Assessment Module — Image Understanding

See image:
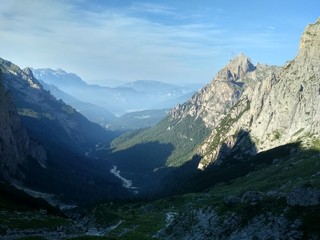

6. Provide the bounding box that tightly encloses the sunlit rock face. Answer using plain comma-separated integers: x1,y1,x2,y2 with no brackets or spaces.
197,18,320,169
168,18,320,170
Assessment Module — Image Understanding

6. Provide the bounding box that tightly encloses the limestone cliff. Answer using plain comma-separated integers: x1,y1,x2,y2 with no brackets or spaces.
197,18,320,169
170,53,257,128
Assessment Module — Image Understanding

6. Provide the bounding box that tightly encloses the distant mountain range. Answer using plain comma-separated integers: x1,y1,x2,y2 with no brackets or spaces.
32,68,201,117
38,80,117,126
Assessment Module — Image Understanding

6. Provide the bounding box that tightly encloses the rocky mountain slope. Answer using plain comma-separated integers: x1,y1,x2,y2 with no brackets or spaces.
0,59,114,152
197,17,320,169
0,58,129,203
0,70,46,180
112,54,278,166
109,18,320,198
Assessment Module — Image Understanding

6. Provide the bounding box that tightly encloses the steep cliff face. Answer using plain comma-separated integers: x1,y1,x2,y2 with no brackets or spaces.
165,54,278,168
198,18,320,169
0,69,46,180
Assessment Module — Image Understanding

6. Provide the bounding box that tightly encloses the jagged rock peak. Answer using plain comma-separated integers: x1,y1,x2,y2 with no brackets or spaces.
215,53,256,82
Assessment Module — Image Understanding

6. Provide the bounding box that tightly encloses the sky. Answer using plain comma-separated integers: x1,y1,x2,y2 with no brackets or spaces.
0,0,319,86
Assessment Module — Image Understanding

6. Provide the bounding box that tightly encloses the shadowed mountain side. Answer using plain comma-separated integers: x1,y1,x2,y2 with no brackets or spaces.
22,145,131,205
131,130,302,197
148,154,202,198
0,58,130,205
108,142,174,191
180,142,302,194
0,180,62,215
215,129,258,165
148,130,258,197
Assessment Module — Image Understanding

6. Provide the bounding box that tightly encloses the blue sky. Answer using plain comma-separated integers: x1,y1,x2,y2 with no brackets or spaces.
0,0,319,86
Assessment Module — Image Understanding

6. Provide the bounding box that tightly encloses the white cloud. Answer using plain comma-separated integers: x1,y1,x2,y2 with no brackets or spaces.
267,26,276,31
0,0,223,84
0,0,299,85
130,2,176,15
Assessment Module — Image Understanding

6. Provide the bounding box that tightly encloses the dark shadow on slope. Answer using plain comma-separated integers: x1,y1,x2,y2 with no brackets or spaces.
179,141,302,194
148,154,202,198
216,129,257,165
108,141,174,192
103,130,259,200
148,129,258,197
16,115,128,205
22,149,132,206
0,180,62,215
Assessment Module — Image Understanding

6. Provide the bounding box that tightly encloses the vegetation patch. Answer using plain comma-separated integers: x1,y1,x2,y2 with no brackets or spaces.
0,211,71,230
111,115,210,167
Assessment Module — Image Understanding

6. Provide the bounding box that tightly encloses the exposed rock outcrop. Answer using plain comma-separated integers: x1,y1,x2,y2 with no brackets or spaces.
169,53,277,130
287,184,320,206
194,18,320,169
161,206,303,240
0,69,46,179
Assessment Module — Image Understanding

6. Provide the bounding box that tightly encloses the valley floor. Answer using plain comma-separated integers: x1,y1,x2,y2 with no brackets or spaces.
2,141,320,239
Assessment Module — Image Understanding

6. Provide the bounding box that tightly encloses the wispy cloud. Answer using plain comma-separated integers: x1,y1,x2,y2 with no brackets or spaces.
130,2,176,15
0,0,304,85
267,26,276,31
0,0,223,84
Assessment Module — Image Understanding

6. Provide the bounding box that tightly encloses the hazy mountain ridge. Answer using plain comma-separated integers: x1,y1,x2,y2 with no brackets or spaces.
32,68,199,116
120,79,194,97
1,60,113,150
32,68,141,115
38,80,116,126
